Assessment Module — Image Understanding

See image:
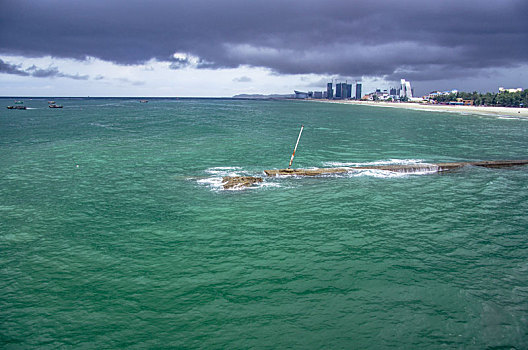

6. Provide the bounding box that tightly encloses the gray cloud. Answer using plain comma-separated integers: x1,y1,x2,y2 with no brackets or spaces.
26,65,88,80
233,76,252,83
169,59,191,70
0,59,89,80
0,0,527,88
116,77,146,86
0,59,30,76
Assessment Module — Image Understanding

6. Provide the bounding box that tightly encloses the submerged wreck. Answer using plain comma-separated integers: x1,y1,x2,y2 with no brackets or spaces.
220,160,528,189
264,160,528,177
220,125,528,189
222,176,263,189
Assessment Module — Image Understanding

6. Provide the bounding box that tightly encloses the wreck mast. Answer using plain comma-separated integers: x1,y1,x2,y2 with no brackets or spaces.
288,125,304,169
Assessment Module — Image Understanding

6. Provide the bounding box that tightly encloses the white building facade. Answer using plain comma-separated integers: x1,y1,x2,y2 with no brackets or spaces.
400,79,413,99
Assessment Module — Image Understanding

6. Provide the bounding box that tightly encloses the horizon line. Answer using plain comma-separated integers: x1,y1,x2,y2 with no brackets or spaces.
0,96,292,99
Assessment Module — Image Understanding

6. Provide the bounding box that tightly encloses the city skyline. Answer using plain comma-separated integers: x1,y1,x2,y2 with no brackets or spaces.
1,0,527,97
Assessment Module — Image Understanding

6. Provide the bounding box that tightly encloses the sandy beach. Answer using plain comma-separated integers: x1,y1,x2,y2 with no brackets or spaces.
318,100,528,118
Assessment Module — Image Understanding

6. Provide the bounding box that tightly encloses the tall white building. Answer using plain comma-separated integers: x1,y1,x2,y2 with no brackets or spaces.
400,79,413,99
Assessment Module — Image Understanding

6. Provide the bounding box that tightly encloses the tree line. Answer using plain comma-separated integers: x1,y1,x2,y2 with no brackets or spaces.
431,90,527,107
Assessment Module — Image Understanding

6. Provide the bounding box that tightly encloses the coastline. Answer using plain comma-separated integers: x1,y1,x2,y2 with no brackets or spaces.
316,100,528,118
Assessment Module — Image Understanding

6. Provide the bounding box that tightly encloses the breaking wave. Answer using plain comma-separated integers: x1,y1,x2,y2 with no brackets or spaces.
197,167,280,191
321,159,439,178
344,167,438,178
322,158,426,167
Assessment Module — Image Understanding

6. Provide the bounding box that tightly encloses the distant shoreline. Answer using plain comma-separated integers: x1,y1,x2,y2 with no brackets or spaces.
315,100,528,118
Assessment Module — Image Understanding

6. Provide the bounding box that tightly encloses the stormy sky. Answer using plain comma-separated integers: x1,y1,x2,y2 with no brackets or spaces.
1,0,527,96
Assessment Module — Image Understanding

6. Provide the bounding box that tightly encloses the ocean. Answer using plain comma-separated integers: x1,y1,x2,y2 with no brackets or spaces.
1,98,527,348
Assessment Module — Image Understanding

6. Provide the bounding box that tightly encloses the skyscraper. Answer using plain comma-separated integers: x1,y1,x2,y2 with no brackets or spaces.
400,79,413,99
334,83,341,99
355,83,362,100
327,83,333,100
335,83,342,99
334,83,352,99
346,83,352,99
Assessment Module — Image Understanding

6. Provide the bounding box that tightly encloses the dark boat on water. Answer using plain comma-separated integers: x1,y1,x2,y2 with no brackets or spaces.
7,105,27,110
49,104,63,108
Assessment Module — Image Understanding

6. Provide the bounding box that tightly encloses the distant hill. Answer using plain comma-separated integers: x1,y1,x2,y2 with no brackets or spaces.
232,93,294,99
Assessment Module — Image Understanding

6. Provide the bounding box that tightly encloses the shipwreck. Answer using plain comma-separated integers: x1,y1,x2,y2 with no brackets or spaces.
221,126,528,189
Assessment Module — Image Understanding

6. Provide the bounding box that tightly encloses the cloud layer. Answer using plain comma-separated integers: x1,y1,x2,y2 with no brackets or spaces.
1,0,527,83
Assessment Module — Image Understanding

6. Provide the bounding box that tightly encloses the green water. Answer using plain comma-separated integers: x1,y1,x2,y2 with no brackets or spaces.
1,98,528,348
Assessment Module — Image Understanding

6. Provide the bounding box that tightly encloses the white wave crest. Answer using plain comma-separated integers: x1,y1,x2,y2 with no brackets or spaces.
498,116,527,121
204,166,244,178
322,158,426,167
345,167,438,178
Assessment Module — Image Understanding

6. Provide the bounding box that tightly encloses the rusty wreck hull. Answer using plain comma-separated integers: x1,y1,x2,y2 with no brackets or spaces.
222,176,263,189
264,160,528,177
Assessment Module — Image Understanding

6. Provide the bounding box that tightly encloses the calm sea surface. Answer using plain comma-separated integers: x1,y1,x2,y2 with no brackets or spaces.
1,98,527,348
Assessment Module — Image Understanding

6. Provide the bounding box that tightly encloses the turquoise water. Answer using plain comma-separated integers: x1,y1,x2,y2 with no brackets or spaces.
1,98,528,348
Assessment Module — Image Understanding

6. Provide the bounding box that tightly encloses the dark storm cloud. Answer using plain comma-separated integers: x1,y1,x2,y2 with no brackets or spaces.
0,0,527,82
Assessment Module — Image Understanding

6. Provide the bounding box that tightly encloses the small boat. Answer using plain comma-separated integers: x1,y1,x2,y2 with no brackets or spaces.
7,105,27,110
49,104,63,108
48,101,56,104
14,100,23,104
139,100,149,103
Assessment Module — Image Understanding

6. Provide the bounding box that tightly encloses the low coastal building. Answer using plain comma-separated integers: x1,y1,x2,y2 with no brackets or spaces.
499,87,523,93
447,98,474,106
294,90,323,99
363,89,392,101
294,90,310,99
423,90,458,100
313,91,323,99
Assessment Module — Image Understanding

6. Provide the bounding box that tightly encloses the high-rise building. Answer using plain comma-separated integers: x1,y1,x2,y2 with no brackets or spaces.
355,83,362,99
400,79,413,99
346,83,352,99
327,83,333,100
335,83,343,99
334,83,352,99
